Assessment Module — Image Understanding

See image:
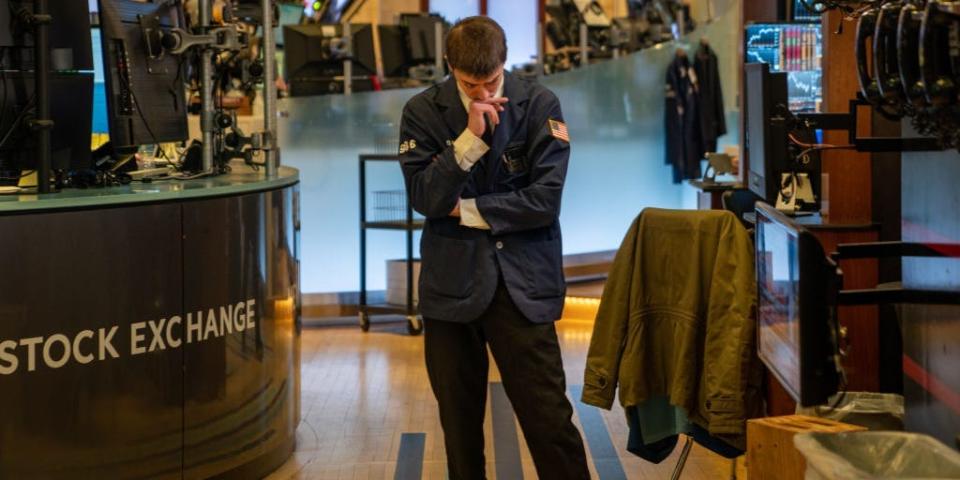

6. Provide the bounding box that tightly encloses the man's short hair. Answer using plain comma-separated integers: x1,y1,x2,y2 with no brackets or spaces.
445,16,507,78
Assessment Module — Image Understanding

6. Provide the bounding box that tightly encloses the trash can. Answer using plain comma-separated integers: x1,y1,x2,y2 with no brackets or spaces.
794,431,960,479
796,392,905,431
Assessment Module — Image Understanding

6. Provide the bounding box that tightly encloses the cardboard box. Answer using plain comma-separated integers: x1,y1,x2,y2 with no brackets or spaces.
386,259,420,306
747,415,867,480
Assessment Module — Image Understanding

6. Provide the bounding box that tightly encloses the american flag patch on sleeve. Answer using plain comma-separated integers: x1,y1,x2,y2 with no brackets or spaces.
549,119,570,142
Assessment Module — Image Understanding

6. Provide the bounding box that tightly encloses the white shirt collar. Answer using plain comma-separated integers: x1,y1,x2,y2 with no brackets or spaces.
457,73,506,114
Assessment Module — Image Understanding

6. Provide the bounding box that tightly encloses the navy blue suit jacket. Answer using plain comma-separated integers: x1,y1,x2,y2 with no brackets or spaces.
399,72,569,324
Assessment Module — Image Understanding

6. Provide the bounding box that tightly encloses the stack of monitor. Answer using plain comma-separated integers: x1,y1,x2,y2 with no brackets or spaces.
745,22,823,113
283,23,378,96
283,13,447,97
0,0,189,187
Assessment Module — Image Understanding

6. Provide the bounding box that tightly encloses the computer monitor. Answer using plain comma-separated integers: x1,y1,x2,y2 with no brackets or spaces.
745,23,823,112
0,72,94,184
97,0,188,149
378,25,410,78
283,23,376,96
400,13,445,63
275,2,306,47
0,0,94,71
91,27,108,135
755,202,841,407
790,0,821,23
745,62,790,204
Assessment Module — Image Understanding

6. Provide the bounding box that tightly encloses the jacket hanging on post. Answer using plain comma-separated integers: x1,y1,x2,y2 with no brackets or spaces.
694,42,727,154
664,51,703,184
580,208,764,453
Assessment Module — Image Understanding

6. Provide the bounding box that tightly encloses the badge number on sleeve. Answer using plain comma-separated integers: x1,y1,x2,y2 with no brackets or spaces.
399,139,417,154
549,119,569,142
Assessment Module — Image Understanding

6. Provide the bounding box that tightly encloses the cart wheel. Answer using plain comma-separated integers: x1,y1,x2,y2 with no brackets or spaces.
359,312,370,332
406,315,423,336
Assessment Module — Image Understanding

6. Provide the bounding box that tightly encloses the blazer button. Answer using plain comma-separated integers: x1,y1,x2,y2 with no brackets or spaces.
495,241,504,250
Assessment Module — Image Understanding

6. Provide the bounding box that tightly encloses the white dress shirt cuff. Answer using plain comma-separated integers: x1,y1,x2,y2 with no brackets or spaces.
459,198,491,230
453,129,489,171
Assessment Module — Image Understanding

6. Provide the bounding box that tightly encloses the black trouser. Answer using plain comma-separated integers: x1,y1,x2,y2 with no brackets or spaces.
424,281,590,480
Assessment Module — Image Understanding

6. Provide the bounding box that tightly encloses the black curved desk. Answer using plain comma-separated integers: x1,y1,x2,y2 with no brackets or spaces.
0,167,301,479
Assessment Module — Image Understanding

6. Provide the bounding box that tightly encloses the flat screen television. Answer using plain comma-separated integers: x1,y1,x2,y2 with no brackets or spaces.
790,0,821,23
745,22,822,112
755,202,841,406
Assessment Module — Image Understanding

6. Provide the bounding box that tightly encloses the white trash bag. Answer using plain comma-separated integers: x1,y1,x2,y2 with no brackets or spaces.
794,431,960,480
796,392,905,431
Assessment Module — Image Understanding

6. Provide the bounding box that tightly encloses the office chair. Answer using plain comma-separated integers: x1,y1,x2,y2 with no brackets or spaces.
721,188,762,230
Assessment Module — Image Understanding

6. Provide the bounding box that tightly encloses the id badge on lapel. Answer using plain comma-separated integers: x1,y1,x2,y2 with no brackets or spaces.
502,142,528,174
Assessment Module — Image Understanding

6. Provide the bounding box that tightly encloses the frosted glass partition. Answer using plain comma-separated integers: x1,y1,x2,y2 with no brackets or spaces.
429,0,480,23
489,0,539,70
540,4,741,260
278,5,740,294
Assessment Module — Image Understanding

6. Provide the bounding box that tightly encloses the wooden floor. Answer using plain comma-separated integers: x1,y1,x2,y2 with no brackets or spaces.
266,311,746,479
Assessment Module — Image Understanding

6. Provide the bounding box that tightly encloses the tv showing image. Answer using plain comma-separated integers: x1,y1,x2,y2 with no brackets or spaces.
756,206,802,395
746,23,823,112
755,202,841,406
792,0,821,23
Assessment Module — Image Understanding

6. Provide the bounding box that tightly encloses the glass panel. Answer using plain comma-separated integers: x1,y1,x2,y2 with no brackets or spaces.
278,0,740,293
429,0,479,23
488,0,538,69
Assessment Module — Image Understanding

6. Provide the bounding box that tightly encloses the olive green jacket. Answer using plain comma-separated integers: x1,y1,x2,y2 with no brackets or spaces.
581,208,762,446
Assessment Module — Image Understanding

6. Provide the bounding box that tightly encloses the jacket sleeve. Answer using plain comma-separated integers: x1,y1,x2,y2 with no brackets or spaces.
700,216,756,438
474,93,569,235
399,101,470,219
581,215,641,409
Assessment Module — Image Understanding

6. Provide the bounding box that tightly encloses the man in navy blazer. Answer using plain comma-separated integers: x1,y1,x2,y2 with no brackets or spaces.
399,16,589,480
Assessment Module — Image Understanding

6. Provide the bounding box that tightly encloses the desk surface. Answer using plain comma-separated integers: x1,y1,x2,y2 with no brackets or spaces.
0,165,299,214
687,179,742,192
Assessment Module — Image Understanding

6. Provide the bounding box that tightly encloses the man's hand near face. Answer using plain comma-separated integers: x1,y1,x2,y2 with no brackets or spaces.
467,97,509,138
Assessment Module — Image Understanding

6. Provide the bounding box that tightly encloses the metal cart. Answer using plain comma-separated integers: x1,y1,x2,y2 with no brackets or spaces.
358,153,424,335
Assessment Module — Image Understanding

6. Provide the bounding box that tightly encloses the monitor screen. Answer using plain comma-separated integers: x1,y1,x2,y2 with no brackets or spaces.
98,0,188,148
91,27,108,135
402,14,445,63
756,206,802,397
275,2,305,47
792,0,820,23
745,63,790,204
755,202,840,406
745,23,822,112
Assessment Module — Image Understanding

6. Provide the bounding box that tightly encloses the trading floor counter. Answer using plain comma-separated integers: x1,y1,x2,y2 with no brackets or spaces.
0,167,301,479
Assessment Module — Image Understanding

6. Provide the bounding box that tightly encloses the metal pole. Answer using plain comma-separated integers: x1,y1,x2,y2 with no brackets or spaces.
262,0,278,177
677,8,686,39
343,23,352,95
34,0,52,193
433,20,443,83
579,23,588,67
200,0,215,173
669,436,694,480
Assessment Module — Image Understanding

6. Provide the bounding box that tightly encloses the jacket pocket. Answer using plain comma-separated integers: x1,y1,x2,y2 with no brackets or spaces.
521,237,565,299
421,234,476,298
496,141,530,192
